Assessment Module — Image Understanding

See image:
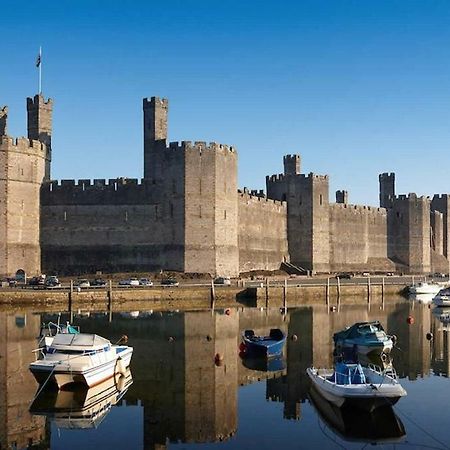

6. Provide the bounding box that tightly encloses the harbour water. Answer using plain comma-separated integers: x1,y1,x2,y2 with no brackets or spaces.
2,299,450,449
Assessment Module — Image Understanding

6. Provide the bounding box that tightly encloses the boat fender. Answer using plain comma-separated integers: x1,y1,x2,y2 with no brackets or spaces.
381,352,388,363
407,316,415,325
426,332,433,341
291,334,298,341
239,342,247,353
391,334,397,345
115,357,126,376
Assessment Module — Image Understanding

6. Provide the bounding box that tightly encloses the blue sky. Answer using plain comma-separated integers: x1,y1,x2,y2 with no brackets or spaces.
1,0,450,205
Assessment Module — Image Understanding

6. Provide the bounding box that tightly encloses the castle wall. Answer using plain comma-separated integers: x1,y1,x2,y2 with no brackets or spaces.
431,210,444,255
41,178,185,273
238,191,288,272
431,195,450,267
329,204,389,271
0,137,46,277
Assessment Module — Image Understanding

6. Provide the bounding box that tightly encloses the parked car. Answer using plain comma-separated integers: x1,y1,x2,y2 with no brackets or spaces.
362,272,370,277
45,276,61,288
335,272,353,280
386,272,395,276
214,276,231,286
29,275,46,286
433,272,447,278
119,278,140,287
75,279,90,288
91,278,107,287
139,278,153,286
161,278,179,287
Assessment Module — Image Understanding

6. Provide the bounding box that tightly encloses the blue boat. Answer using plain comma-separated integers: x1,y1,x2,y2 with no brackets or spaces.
242,328,286,358
333,321,393,359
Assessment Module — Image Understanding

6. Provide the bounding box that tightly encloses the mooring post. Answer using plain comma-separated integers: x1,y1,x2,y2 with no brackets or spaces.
326,277,330,308
69,279,73,313
412,275,415,286
367,276,371,305
108,279,113,322
211,280,216,310
382,276,385,309
265,278,269,308
283,278,287,315
337,276,341,306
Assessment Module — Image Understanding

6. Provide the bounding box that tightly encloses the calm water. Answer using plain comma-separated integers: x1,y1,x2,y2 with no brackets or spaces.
2,300,450,450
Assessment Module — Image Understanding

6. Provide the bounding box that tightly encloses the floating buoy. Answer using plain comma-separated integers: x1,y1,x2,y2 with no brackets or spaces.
225,308,231,316
407,316,415,325
426,332,433,341
291,334,298,341
206,334,212,341
330,306,337,312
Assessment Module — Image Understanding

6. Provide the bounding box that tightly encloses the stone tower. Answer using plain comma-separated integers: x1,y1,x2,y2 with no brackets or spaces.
336,190,348,204
143,97,168,180
0,106,7,136
0,98,47,277
379,172,395,208
283,154,301,176
27,95,53,180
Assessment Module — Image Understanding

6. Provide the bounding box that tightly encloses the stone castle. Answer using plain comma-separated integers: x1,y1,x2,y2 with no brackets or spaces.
0,92,449,277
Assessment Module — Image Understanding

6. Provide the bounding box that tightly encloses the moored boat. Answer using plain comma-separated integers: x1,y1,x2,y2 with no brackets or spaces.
333,321,393,357
409,282,442,295
433,288,450,307
29,333,133,389
306,363,407,412
241,329,286,358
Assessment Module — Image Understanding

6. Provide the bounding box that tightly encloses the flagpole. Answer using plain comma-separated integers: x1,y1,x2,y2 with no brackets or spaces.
38,46,42,94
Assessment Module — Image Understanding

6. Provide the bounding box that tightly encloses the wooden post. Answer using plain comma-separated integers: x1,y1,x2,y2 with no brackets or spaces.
326,277,330,308
211,280,216,310
367,276,371,305
337,276,341,306
265,278,269,308
382,277,385,309
283,278,287,315
412,275,415,286
69,279,73,313
108,279,113,322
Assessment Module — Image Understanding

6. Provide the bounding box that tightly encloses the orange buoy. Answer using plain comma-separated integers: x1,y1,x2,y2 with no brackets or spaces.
239,342,247,352
225,308,231,315
407,316,415,325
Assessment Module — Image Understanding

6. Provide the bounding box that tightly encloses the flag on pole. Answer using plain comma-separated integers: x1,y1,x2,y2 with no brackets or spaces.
36,48,41,67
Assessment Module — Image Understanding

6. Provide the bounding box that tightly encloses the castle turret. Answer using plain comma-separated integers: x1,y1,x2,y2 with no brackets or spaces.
27,94,52,180
0,106,7,136
283,154,301,176
336,190,348,204
379,172,395,208
143,96,168,180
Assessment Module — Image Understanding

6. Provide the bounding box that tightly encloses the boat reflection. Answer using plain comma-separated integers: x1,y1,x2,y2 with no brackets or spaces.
30,369,133,429
241,355,286,372
408,293,435,304
309,385,406,443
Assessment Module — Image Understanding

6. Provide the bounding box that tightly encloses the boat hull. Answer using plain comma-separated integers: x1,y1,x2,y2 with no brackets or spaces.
30,347,133,389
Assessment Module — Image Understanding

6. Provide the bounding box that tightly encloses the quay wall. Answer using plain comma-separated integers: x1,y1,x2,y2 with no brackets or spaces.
238,191,288,272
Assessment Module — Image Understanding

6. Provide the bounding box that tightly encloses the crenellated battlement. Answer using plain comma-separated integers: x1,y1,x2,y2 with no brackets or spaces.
394,193,430,202
432,194,450,200
266,172,329,183
379,172,395,179
0,135,47,154
166,140,236,154
238,189,286,208
330,202,387,216
41,177,155,206
143,96,168,108
27,94,53,108
0,106,7,135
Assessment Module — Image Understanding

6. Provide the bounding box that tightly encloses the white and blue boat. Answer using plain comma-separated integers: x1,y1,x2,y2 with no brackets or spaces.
242,329,286,358
307,362,406,412
333,321,393,357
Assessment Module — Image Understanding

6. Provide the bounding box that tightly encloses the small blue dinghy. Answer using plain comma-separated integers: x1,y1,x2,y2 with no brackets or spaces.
242,329,286,358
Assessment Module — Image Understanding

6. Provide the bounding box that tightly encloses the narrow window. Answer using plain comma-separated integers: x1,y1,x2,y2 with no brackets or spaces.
319,194,323,206
199,206,202,218
224,210,227,219
170,203,174,218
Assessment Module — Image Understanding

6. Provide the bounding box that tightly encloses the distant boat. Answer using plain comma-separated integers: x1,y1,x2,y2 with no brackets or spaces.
29,333,133,389
30,369,133,429
333,321,393,357
307,363,407,412
409,282,442,295
433,288,450,307
241,329,286,358
309,385,406,443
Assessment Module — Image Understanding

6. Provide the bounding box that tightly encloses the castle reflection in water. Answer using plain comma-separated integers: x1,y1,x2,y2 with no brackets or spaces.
0,300,448,449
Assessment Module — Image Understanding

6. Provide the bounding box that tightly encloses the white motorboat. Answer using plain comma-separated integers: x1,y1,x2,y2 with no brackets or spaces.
307,363,406,411
408,282,441,295
29,333,133,389
38,320,80,353
408,293,435,304
433,288,450,307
